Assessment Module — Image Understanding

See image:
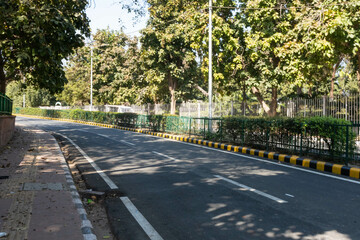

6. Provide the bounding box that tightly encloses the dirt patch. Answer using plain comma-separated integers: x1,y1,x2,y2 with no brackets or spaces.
0,127,34,179
57,137,115,240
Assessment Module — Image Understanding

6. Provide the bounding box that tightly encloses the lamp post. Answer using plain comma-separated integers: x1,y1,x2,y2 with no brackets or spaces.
90,46,93,111
208,0,213,128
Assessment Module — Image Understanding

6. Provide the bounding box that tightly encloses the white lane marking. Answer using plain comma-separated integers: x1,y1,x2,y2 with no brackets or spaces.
214,175,287,204
120,197,164,240
120,140,135,146
77,129,135,146
58,132,163,240
57,133,118,190
154,137,360,185
152,151,176,160
285,194,295,198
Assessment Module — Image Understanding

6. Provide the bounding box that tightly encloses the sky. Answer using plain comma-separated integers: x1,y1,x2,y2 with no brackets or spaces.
85,0,148,37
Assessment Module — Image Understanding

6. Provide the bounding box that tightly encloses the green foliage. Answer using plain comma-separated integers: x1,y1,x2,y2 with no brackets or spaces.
61,29,143,106
7,81,55,107
0,0,90,93
16,107,356,161
220,115,356,161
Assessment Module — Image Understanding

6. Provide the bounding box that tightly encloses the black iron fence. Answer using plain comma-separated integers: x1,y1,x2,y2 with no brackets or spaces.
16,107,358,164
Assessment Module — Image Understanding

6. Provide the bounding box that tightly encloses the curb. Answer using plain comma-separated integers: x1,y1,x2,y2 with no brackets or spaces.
16,114,360,180
52,135,97,240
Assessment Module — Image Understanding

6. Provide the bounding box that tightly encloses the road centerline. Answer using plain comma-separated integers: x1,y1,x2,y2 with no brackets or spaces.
120,140,135,146
57,133,164,240
214,175,287,204
76,129,135,147
152,151,176,160
156,136,360,185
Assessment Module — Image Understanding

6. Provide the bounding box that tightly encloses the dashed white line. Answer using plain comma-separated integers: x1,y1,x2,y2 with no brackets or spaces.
158,137,360,185
285,194,295,198
120,197,164,240
76,129,135,146
120,140,135,146
152,151,176,160
57,132,164,240
214,175,287,204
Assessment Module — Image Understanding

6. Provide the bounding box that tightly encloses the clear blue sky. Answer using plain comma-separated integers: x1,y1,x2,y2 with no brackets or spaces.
86,0,148,37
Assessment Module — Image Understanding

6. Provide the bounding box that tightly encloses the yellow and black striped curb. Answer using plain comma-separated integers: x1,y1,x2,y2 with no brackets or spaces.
15,114,360,180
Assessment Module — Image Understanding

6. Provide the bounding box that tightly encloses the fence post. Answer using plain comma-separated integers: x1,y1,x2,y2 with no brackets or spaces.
266,125,269,151
300,124,304,156
323,96,326,116
189,117,191,137
220,119,223,142
345,96,348,121
203,118,206,139
188,102,190,117
345,125,349,166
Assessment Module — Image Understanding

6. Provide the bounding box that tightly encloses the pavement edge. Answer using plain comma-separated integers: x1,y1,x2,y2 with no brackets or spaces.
16,114,360,180
52,134,97,240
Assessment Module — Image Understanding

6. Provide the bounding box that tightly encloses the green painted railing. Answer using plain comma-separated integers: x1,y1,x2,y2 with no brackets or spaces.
15,107,359,164
0,93,12,115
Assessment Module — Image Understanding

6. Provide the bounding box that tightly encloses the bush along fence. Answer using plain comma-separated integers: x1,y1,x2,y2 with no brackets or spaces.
0,93,13,115
15,107,359,165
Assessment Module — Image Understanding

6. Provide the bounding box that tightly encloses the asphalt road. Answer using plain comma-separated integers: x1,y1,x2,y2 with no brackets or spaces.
17,116,360,240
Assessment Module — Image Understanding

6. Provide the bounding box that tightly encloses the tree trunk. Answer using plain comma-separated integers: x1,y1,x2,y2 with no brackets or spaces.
251,86,278,117
168,74,177,115
269,87,277,117
194,84,208,96
0,55,6,94
330,59,342,98
297,86,302,96
251,86,271,115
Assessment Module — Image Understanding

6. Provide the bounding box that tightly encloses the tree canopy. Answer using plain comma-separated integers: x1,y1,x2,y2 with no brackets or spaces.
0,0,90,94
14,0,360,116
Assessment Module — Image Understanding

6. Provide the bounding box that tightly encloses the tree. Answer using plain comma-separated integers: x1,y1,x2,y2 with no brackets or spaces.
140,0,201,114
6,81,54,107
61,29,143,106
0,0,90,94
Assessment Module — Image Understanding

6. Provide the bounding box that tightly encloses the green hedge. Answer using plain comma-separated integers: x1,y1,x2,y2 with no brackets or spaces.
219,116,356,162
15,107,357,163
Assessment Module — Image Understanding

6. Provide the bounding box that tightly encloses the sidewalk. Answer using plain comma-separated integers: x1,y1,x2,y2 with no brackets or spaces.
0,126,96,240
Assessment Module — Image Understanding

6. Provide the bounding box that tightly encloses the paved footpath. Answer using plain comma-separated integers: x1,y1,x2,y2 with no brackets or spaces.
0,125,96,240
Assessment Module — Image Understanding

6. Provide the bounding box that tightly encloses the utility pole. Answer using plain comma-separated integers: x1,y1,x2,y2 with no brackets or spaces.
90,46,93,111
208,0,213,123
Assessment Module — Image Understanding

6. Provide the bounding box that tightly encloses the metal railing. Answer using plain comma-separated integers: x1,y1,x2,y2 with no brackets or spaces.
16,107,359,164
0,93,13,115
186,118,359,165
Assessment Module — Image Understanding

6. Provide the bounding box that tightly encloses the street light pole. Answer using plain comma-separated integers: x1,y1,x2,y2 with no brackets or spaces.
208,0,213,125
90,46,93,111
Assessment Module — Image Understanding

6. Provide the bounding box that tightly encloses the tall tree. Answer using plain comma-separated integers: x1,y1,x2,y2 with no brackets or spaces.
140,0,201,114
61,29,143,106
0,0,90,94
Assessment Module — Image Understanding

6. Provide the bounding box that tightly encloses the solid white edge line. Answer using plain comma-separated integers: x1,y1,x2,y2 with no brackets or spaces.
120,197,164,240
152,151,176,160
214,175,287,203
152,136,360,185
57,133,118,190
